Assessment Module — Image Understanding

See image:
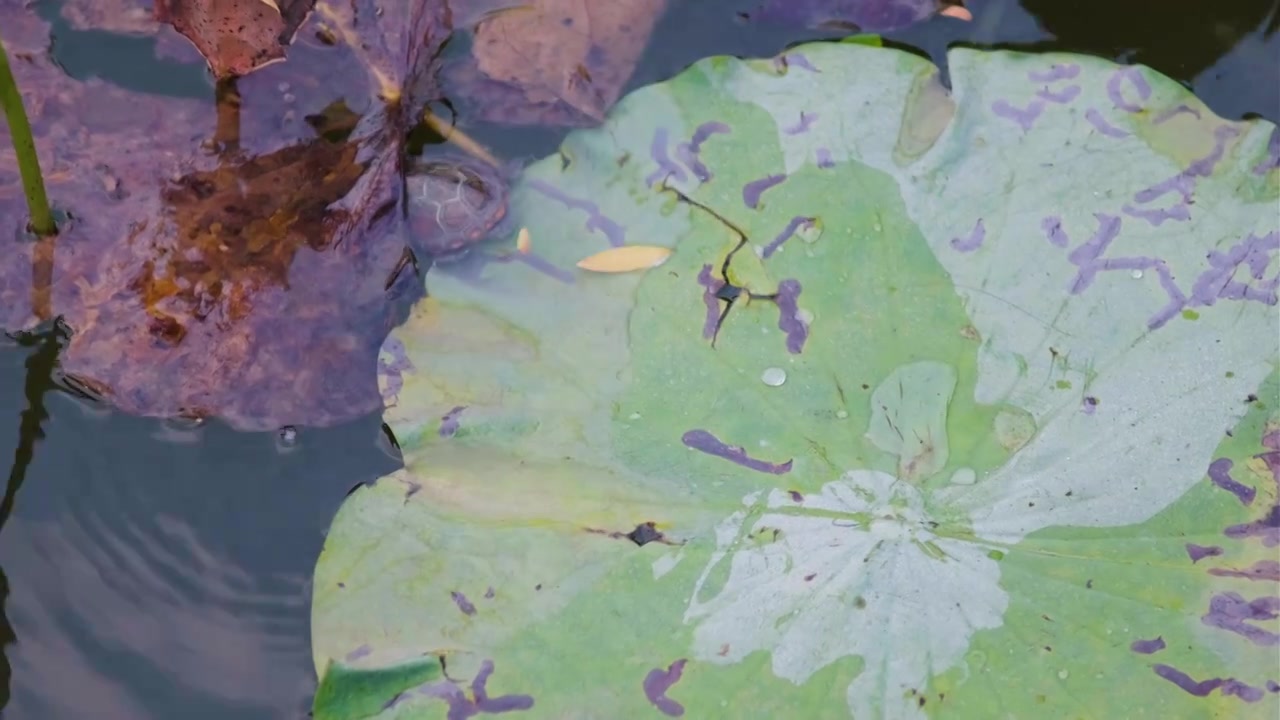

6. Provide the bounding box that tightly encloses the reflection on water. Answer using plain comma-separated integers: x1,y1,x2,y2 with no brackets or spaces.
1,0,1277,718
0,325,398,718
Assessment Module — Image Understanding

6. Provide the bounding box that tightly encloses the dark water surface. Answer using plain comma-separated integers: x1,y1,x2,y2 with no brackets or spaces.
1,0,1277,717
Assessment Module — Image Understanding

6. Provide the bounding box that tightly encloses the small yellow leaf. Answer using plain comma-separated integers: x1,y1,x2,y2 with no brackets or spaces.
516,227,532,254
576,245,673,273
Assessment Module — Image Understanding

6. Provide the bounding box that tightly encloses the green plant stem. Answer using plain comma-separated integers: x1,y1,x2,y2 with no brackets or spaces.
0,37,55,236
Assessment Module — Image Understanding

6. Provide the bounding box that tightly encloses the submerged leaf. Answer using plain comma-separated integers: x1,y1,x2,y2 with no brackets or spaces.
446,0,666,126
317,38,1277,718
154,0,316,78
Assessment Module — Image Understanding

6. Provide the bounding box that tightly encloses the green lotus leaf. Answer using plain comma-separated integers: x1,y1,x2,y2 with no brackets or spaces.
312,41,1280,719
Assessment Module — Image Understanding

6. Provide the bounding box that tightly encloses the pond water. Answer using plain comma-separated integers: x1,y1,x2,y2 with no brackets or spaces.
1,0,1276,717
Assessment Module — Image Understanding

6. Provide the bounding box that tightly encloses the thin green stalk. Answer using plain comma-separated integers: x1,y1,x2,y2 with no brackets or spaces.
0,36,55,236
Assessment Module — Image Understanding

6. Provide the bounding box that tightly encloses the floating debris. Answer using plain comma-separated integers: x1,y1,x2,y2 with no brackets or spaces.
576,245,673,273
761,367,787,386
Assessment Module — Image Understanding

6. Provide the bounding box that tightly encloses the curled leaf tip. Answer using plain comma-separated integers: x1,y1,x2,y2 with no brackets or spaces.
576,245,673,273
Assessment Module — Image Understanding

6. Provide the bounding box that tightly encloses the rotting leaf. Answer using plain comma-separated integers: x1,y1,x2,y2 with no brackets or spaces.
445,0,667,126
0,1,457,430
154,0,317,79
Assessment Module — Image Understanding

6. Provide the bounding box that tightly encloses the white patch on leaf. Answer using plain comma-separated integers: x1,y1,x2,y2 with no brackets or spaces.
685,472,1006,720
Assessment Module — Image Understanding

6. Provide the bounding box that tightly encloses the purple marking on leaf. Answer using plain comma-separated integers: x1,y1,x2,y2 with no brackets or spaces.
1269,681,1280,693
696,264,723,340
1061,214,1190,328
1080,396,1099,414
743,174,787,208
1027,64,1080,82
815,148,835,168
674,121,731,183
762,217,816,258
1155,664,1223,697
345,644,373,662
783,112,817,135
991,99,1046,131
950,219,986,252
1085,108,1130,138
1041,216,1069,247
420,660,534,719
1153,666,1264,702
682,429,793,474
1123,202,1191,225
1130,636,1166,654
527,180,625,247
1207,458,1257,505
1225,505,1280,547
774,279,809,353
1036,85,1081,104
1107,67,1152,112
484,586,495,599
1135,174,1194,205
439,406,467,438
1209,560,1280,582
451,591,477,616
643,659,687,717
1264,431,1280,451
1066,213,1123,293
1254,127,1280,175
1201,592,1280,646
1188,231,1280,309
1152,104,1201,124
645,127,689,187
1223,680,1267,702
1186,543,1224,563
1187,126,1241,177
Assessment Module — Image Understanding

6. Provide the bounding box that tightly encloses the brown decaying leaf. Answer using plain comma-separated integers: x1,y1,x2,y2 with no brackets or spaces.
154,0,317,79
0,1,454,431
447,0,667,126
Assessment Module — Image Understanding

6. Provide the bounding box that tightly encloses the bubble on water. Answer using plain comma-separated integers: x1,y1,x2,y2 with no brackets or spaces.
836,410,849,419
761,367,787,386
1058,669,1069,680
278,426,298,449
629,412,641,420
1130,269,1144,279
754,245,766,258
950,467,977,485
795,308,814,326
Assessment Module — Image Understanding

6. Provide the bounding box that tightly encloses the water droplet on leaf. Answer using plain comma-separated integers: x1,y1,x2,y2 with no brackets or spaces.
761,367,787,386
1130,269,1144,279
